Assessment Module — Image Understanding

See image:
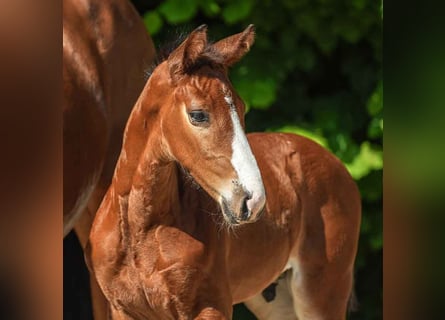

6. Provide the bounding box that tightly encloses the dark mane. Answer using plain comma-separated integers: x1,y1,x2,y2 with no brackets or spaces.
144,32,187,80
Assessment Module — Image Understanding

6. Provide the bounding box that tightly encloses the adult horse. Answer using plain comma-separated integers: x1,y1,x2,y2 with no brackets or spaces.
63,0,155,318
88,25,361,319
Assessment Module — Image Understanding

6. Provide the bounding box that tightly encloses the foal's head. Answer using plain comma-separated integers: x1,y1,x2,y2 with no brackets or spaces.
146,25,265,225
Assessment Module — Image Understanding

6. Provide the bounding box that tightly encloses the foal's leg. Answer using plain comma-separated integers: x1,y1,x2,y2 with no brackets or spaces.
192,282,232,320
194,307,231,320
109,306,133,320
286,178,359,320
243,269,297,320
288,263,353,320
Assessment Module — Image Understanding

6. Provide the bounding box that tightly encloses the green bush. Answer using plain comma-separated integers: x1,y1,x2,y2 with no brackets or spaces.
134,0,382,318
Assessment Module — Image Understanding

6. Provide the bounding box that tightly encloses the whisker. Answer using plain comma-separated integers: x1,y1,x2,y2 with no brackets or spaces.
200,207,240,237
180,165,241,237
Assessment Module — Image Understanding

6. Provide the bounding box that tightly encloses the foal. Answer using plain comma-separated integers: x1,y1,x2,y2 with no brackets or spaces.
88,25,361,320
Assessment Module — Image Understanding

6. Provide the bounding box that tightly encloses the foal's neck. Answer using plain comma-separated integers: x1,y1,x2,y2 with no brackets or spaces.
123,126,208,242
126,139,180,236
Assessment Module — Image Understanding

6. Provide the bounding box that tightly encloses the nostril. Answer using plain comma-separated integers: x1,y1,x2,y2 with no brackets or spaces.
240,196,250,220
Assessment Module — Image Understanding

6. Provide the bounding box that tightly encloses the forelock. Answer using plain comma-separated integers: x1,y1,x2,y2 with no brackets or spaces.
145,36,226,80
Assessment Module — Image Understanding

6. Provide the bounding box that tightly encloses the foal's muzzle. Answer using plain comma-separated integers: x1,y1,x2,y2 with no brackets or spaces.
220,187,266,225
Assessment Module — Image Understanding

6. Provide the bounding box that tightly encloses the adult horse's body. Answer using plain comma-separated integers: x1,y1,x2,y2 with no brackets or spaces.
63,0,155,318
88,25,361,319
63,0,155,237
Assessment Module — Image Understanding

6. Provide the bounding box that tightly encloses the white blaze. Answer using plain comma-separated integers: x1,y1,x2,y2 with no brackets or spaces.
224,95,266,215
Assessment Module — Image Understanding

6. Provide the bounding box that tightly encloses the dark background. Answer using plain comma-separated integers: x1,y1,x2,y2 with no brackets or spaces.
64,0,382,319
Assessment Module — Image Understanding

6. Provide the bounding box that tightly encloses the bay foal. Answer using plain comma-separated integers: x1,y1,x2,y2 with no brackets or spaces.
63,0,155,318
88,25,361,319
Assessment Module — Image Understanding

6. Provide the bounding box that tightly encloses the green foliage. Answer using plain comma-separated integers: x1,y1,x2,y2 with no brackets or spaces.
158,0,198,24
143,10,163,35
221,0,254,24
346,141,382,180
133,0,382,318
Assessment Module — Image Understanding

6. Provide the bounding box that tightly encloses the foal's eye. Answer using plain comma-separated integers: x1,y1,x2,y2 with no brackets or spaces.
188,110,209,125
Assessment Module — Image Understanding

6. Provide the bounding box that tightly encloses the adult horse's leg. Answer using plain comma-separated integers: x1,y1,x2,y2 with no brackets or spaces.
74,209,109,320
74,185,110,320
243,269,297,320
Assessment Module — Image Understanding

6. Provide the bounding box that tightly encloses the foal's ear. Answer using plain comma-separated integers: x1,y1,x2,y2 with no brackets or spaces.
168,24,208,80
211,24,255,67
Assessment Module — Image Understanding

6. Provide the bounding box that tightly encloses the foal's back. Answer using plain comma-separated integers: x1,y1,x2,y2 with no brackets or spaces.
238,132,361,319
